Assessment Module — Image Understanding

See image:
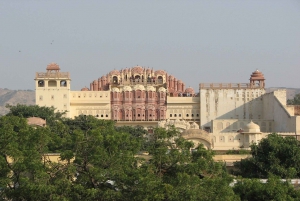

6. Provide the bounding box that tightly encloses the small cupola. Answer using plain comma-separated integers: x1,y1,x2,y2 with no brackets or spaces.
244,121,261,133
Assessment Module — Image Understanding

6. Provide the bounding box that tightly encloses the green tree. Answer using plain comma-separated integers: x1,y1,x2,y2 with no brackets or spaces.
59,115,143,201
135,126,239,201
115,125,148,150
0,116,73,200
0,111,241,200
233,176,300,201
235,133,300,178
5,104,65,125
287,93,300,105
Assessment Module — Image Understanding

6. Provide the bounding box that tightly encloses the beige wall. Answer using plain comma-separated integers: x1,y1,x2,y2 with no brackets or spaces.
200,88,265,128
167,97,200,121
69,91,111,119
262,90,298,132
211,119,274,133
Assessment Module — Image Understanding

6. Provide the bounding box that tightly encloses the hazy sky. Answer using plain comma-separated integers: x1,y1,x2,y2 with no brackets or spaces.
1,0,299,91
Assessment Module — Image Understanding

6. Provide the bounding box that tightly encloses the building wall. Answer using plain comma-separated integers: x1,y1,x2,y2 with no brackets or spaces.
262,90,298,132
200,87,265,128
69,91,111,119
166,97,200,122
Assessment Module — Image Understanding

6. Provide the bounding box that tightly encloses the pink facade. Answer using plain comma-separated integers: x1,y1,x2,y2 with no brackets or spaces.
83,66,194,121
110,87,167,121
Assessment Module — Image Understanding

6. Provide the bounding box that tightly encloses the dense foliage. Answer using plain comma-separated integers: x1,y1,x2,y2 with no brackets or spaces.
6,104,65,125
1,105,300,200
235,133,300,178
233,176,300,201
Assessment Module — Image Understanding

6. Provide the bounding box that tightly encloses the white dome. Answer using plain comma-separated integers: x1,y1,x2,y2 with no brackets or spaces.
244,121,261,133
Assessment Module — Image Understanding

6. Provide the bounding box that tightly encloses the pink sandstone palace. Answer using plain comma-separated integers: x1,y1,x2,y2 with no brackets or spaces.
83,66,197,121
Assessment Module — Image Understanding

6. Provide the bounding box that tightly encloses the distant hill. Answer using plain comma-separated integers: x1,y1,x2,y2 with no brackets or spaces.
266,87,300,100
0,87,299,116
0,88,35,116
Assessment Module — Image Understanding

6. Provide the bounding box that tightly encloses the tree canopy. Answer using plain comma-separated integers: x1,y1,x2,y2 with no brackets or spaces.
1,105,300,200
233,176,300,201
235,133,300,178
5,104,65,125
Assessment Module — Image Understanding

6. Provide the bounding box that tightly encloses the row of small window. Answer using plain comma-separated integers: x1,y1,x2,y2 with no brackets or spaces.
215,136,240,142
80,114,109,118
96,114,109,118
236,93,263,97
38,80,67,87
75,95,108,98
124,114,164,117
39,94,68,100
235,98,263,101
169,114,199,118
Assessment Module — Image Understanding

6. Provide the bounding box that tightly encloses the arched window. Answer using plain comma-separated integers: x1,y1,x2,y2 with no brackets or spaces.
48,80,57,87
135,75,141,82
113,76,118,84
226,122,230,128
261,122,266,132
217,122,223,130
60,80,67,87
38,80,45,87
219,136,225,142
158,76,163,83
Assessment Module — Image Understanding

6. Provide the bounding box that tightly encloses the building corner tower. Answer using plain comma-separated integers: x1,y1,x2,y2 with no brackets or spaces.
35,63,71,117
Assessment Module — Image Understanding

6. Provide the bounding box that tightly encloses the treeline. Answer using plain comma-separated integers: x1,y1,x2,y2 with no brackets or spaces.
0,104,300,200
288,93,300,105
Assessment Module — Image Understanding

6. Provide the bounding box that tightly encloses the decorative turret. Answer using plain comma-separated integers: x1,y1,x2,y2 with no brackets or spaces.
244,121,261,133
242,121,262,148
46,63,60,72
250,70,265,88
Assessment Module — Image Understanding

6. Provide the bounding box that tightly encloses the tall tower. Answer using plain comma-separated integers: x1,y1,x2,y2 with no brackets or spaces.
35,63,71,117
